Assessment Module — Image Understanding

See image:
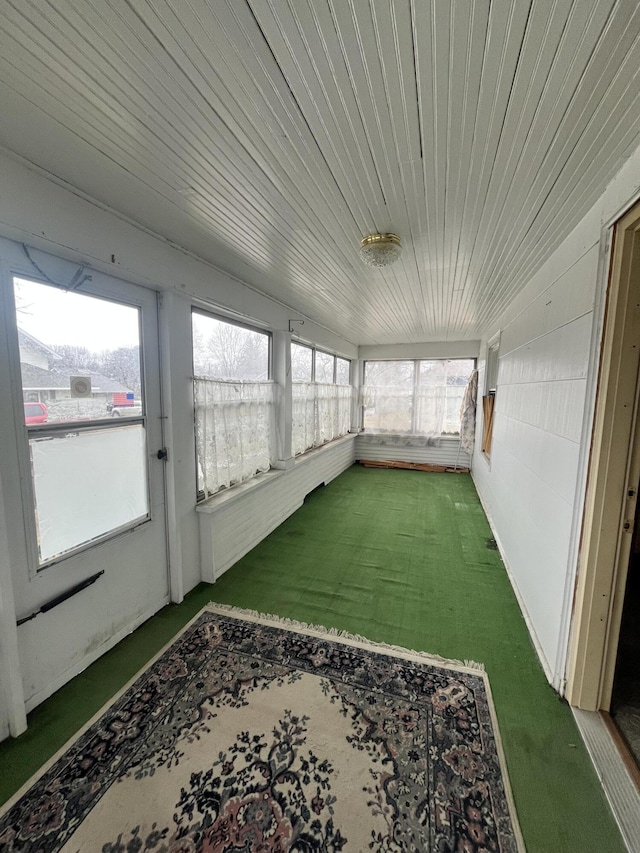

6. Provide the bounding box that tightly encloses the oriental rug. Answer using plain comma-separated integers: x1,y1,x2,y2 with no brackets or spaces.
0,605,525,852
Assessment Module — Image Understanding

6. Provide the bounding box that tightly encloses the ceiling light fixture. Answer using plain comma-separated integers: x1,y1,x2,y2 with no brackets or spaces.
359,233,402,268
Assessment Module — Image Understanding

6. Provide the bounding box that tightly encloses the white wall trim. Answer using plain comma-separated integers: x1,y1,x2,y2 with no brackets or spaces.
157,291,184,604
555,226,613,690
359,341,480,360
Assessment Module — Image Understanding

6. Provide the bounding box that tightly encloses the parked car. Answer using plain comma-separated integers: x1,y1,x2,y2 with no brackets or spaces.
24,401,47,424
108,400,143,417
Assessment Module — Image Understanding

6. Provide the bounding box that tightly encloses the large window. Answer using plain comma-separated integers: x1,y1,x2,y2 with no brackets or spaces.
193,311,272,499
363,359,475,436
291,343,352,455
13,277,149,567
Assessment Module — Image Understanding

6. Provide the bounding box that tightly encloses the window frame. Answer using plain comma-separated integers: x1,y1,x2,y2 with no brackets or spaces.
191,308,272,383
10,274,154,572
291,341,313,383
485,333,500,396
482,333,500,458
191,308,273,502
314,348,336,384
291,343,353,455
362,357,476,436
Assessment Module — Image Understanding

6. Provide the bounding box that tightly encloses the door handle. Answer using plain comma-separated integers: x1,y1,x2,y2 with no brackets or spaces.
157,448,168,461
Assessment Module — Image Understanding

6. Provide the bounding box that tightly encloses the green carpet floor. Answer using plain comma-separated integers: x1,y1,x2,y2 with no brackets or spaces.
0,465,626,852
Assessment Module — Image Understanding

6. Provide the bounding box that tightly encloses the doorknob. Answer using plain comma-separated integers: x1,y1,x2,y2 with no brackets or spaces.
157,448,168,461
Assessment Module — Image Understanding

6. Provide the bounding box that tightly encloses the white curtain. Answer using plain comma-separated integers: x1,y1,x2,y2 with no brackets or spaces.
292,382,352,455
361,385,413,433
362,384,467,435
414,385,446,434
194,378,273,497
292,382,316,456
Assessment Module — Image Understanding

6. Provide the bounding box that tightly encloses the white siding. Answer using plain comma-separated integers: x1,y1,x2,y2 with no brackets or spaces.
355,435,470,469
198,436,356,581
473,144,640,685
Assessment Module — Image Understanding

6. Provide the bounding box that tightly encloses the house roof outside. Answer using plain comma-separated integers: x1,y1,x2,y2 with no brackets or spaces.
17,328,62,361
20,362,132,395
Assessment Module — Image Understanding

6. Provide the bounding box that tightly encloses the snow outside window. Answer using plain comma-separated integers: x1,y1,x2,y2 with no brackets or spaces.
363,359,475,436
192,312,272,499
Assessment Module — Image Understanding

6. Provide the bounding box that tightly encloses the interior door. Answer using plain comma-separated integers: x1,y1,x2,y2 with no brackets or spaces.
8,267,169,710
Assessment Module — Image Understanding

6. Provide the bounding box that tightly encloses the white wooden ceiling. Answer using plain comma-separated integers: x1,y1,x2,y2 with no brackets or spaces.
0,0,639,345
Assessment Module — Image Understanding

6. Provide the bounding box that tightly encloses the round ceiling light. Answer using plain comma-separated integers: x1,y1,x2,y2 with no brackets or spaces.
360,233,402,268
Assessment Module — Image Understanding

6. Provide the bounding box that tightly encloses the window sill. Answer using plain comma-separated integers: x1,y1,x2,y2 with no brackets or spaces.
195,469,285,514
196,434,356,514
358,433,461,443
294,432,356,464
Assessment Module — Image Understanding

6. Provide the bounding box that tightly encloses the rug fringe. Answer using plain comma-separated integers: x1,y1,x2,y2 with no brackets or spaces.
206,602,485,673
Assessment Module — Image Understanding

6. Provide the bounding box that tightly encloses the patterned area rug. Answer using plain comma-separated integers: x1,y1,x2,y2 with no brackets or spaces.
0,605,525,852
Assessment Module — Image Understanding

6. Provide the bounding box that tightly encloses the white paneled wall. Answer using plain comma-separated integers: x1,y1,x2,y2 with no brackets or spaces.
474,252,597,678
473,146,640,686
198,436,356,580
355,435,470,469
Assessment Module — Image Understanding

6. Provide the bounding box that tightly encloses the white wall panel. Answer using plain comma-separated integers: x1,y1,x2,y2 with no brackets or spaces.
198,437,356,581
485,434,574,674
359,341,480,360
355,435,470,469
499,246,598,356
473,146,640,686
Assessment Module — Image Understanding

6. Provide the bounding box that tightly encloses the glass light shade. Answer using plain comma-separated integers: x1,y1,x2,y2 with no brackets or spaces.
360,233,402,268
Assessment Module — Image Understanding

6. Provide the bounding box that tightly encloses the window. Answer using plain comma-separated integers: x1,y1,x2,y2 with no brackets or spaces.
482,334,500,456
291,342,312,382
336,357,350,385
315,350,334,383
192,311,272,499
291,343,352,455
13,277,149,567
485,335,500,394
362,359,475,436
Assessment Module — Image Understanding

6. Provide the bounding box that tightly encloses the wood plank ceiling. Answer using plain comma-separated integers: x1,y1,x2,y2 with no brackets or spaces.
0,0,639,345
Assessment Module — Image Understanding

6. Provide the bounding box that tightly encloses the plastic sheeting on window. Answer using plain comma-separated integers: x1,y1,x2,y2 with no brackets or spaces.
292,382,352,455
30,425,149,564
194,379,273,498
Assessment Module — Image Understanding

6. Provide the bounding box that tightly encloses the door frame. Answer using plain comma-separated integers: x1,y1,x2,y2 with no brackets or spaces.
0,240,173,714
567,199,640,710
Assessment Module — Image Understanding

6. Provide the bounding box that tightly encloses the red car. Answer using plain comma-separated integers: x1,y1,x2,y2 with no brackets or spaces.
24,402,48,424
